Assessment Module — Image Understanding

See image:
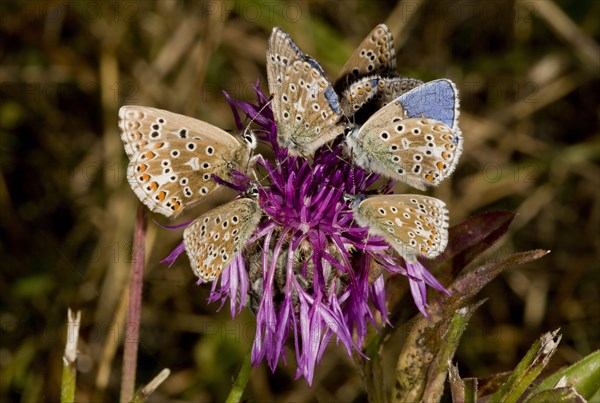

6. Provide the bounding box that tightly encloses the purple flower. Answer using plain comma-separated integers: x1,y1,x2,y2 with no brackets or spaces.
164,83,450,384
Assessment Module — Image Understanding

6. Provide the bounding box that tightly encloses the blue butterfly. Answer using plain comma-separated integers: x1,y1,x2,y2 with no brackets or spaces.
346,79,463,190
266,27,345,156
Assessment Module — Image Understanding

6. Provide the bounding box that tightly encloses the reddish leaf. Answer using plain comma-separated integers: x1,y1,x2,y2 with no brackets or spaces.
431,210,516,278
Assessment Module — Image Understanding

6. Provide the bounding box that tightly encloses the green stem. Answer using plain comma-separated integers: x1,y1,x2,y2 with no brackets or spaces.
61,363,76,403
422,301,484,402
361,333,386,403
61,309,81,403
226,349,253,403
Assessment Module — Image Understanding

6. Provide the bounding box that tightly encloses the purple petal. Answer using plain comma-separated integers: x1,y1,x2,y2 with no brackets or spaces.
406,261,429,317
222,90,245,130
153,219,192,229
161,242,185,268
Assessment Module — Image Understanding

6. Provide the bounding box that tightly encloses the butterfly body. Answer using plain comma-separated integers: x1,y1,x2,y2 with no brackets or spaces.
351,194,449,262
119,106,254,217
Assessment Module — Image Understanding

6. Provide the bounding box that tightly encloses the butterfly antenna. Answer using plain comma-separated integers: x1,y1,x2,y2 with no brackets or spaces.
250,168,270,195
248,156,294,199
243,98,273,140
321,134,352,166
242,99,274,173
322,141,336,155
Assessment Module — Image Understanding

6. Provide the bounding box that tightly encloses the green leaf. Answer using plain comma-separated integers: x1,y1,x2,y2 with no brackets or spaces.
422,301,485,402
490,329,562,403
525,387,585,403
529,350,600,400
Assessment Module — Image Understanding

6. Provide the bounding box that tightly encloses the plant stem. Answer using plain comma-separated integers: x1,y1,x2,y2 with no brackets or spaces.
226,349,252,403
130,368,171,403
120,203,147,402
61,309,81,403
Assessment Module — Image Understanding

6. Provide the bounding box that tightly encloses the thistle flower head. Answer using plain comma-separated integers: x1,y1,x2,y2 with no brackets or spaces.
164,82,450,383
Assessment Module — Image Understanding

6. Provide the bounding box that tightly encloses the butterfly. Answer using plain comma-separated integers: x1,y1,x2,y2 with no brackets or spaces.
351,194,449,262
374,76,424,108
266,27,345,156
338,76,384,117
345,79,463,190
119,106,256,217
334,24,423,117
183,190,262,281
334,23,397,93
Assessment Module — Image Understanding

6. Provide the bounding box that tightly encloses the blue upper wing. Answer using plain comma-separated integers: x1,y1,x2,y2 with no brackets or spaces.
396,79,459,130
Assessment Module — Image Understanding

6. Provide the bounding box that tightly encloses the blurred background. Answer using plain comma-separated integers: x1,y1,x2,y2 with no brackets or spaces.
1,0,598,401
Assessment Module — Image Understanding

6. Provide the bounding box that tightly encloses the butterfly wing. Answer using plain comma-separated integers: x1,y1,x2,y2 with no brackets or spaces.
267,27,345,156
183,198,262,281
339,75,424,118
348,116,462,190
376,76,424,107
395,78,460,131
266,27,305,99
347,79,463,190
273,58,345,156
334,24,396,92
353,194,448,261
339,76,383,116
120,106,249,217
